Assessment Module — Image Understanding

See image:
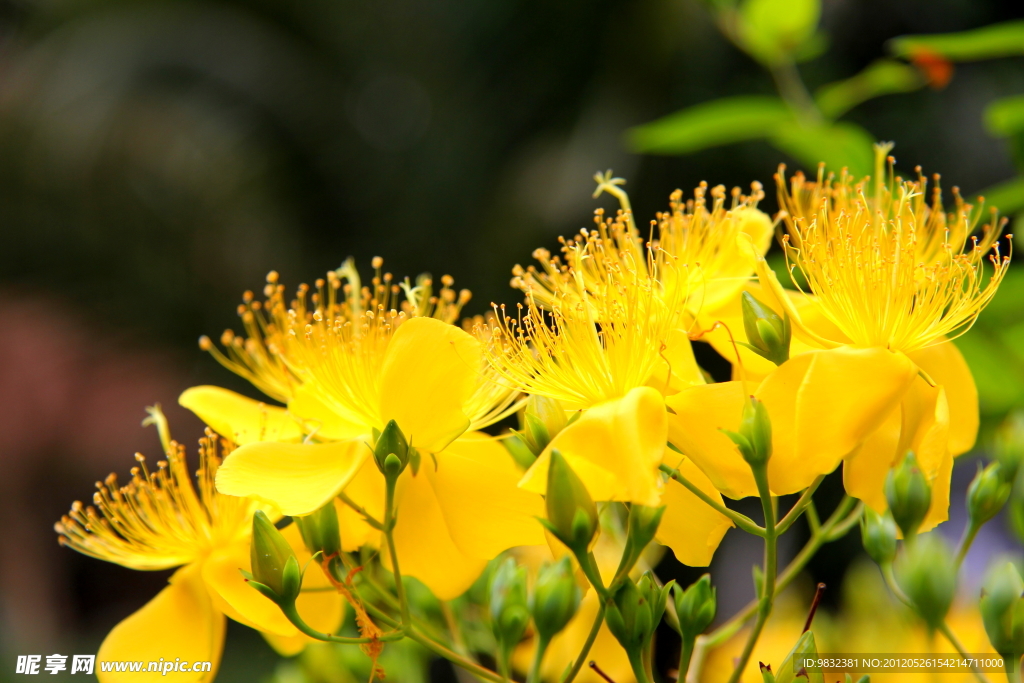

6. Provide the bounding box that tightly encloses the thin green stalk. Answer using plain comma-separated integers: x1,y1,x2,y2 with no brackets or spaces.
938,621,993,683
776,476,825,534
660,464,765,536
337,491,384,530
627,648,654,683
382,475,411,629
562,603,607,683
726,465,778,683
279,600,404,644
769,62,822,123
678,636,695,682
956,520,981,568
526,635,550,683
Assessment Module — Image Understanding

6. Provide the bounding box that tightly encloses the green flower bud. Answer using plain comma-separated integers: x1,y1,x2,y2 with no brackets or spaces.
995,411,1024,483
980,561,1024,660
295,501,342,559
522,395,568,455
606,573,672,652
967,462,1011,528
530,556,581,641
895,533,956,630
620,504,665,572
250,510,298,601
542,450,598,554
674,574,716,642
722,396,773,468
739,292,791,366
490,558,530,665
884,451,931,538
503,432,538,470
860,508,897,565
373,419,410,476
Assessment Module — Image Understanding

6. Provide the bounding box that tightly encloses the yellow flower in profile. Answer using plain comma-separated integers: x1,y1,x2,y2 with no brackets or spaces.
185,259,545,600
54,416,345,682
512,173,774,331
669,148,1008,529
485,239,731,567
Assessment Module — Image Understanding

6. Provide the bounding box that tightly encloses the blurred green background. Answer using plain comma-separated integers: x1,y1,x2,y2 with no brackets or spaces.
0,0,1023,680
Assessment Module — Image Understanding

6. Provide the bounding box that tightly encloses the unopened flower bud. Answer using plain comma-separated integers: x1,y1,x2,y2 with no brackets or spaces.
722,396,773,468
530,556,581,641
884,451,931,538
522,395,568,455
895,533,956,630
373,420,410,477
860,508,897,565
981,562,1024,661
295,500,342,559
503,432,538,470
995,411,1024,483
739,292,791,365
250,510,299,602
621,504,665,572
674,574,716,642
968,462,1011,528
490,558,530,666
543,450,598,554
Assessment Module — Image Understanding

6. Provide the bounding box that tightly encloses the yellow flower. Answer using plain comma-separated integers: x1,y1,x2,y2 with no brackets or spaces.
485,241,732,567
669,149,1007,530
186,259,545,600
511,173,774,330
54,422,345,682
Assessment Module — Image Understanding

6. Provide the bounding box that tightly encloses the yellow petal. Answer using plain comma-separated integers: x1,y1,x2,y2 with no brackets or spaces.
180,386,303,445
97,564,225,683
288,384,371,441
908,341,978,456
656,456,733,566
216,440,368,516
336,461,385,551
201,542,296,637
753,256,842,349
698,207,774,313
389,470,487,600
921,446,954,533
665,381,757,499
843,405,902,513
519,387,665,506
425,433,546,558
757,347,917,495
645,328,706,396
378,317,480,453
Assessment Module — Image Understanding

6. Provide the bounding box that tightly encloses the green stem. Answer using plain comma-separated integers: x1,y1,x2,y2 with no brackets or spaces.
382,474,411,629
938,620,993,683
337,491,384,530
578,551,610,601
679,636,695,682
769,62,822,123
279,601,404,644
627,648,654,683
563,603,607,683
726,465,778,683
956,521,981,568
526,635,550,683
660,464,765,536
775,476,825,534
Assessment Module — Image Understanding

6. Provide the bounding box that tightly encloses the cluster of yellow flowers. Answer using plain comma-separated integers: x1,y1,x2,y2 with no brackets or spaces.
55,146,1009,683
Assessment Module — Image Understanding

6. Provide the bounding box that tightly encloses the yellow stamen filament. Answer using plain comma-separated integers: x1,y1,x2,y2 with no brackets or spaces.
778,160,1010,352
55,431,253,570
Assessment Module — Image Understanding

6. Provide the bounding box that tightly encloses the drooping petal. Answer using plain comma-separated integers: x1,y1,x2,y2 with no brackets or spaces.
757,347,917,495
378,317,480,453
388,470,487,600
843,405,902,513
657,456,733,566
216,440,368,516
97,564,225,683
180,386,303,445
201,541,296,637
665,381,757,499
335,462,384,551
908,341,978,456
288,384,371,441
425,432,546,558
519,387,665,506
645,328,706,396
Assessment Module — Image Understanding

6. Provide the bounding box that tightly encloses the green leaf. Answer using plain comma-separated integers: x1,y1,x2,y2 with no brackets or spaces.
974,176,1024,216
816,59,925,118
628,96,794,155
770,121,875,178
738,0,821,66
888,20,1024,62
986,96,1024,137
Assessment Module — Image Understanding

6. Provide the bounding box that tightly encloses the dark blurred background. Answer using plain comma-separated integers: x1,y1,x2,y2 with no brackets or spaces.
0,0,1023,680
